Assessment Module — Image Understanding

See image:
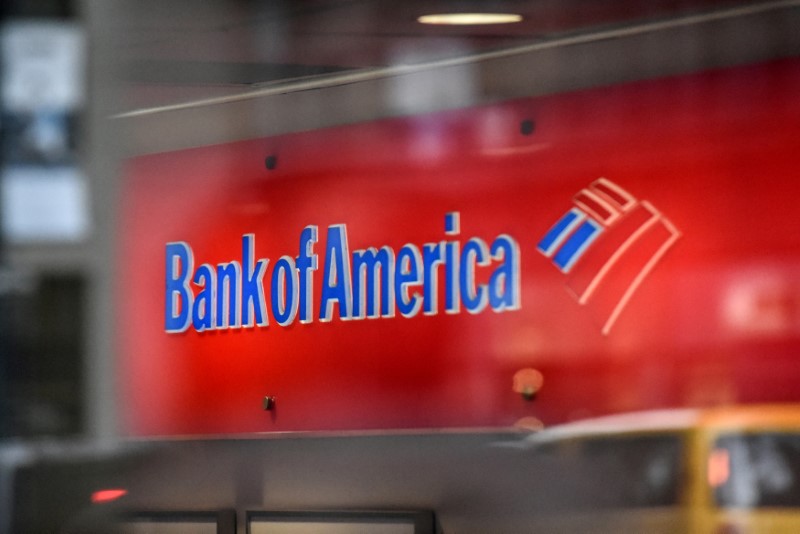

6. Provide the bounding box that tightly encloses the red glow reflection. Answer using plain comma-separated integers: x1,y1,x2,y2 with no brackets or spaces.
91,488,128,504
708,448,730,487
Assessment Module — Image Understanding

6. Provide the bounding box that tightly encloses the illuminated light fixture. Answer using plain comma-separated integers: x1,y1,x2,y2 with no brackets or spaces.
512,368,544,401
91,488,128,504
417,13,522,25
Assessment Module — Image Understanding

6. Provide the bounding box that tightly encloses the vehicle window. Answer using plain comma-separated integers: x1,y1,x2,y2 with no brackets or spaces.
713,433,800,508
531,433,683,509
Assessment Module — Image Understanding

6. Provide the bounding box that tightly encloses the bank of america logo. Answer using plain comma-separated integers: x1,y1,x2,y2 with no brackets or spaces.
538,178,680,335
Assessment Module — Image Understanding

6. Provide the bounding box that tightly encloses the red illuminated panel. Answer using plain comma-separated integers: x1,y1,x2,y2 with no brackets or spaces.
567,203,657,298
573,190,616,224
580,211,679,334
119,58,800,437
593,179,635,210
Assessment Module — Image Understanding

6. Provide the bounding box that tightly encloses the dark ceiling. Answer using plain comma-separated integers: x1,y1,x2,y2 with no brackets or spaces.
112,0,766,110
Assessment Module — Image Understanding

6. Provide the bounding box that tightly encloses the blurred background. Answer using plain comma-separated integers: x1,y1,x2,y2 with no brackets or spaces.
3,0,797,442
0,0,85,440
1,0,799,532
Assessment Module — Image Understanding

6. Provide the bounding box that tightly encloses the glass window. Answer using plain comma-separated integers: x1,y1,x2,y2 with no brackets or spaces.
713,433,800,508
531,433,684,509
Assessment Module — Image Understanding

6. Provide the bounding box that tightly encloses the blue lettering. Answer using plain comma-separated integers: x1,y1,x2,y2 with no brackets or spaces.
192,264,216,331
216,261,241,328
460,238,490,313
422,243,442,315
297,226,318,324
395,244,423,317
444,212,460,314
271,256,299,326
489,235,521,311
164,212,521,334
165,242,193,333
319,224,352,321
241,234,269,327
352,246,395,319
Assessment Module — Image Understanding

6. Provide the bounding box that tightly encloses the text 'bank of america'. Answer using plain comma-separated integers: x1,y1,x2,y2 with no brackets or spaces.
165,212,521,333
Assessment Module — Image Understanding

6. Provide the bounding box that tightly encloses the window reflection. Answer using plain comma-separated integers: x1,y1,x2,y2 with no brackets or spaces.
533,434,683,509
714,433,800,508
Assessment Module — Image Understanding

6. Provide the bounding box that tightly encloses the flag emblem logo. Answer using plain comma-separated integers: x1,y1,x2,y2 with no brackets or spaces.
538,178,680,334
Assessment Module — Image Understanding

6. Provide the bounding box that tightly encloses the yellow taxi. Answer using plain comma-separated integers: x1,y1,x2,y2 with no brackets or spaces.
519,405,800,533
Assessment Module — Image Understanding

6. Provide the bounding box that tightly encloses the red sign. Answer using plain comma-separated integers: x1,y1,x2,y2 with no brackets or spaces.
120,58,800,437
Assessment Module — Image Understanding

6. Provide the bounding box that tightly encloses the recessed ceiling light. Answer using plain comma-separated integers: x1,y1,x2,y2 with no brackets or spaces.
417,13,523,25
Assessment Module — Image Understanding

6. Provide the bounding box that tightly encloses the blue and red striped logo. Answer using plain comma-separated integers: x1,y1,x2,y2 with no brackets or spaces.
538,179,680,334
